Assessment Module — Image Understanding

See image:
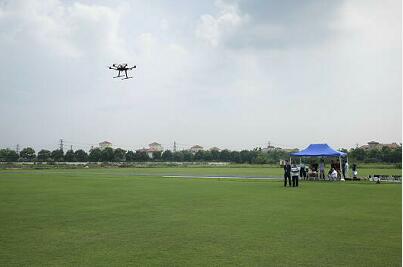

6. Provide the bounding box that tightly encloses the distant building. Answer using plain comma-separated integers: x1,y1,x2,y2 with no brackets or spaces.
99,141,112,149
360,141,399,150
137,142,163,158
190,145,203,153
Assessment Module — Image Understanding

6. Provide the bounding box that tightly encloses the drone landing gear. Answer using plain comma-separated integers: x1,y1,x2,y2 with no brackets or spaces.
122,76,133,80
113,76,122,78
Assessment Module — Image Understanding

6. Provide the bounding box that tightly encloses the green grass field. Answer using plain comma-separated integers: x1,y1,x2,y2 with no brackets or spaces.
0,168,401,266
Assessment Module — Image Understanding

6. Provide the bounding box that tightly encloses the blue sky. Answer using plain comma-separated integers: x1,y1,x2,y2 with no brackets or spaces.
0,0,401,151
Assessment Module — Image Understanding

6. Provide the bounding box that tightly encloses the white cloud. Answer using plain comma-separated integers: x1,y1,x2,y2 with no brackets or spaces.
0,0,127,59
195,0,249,47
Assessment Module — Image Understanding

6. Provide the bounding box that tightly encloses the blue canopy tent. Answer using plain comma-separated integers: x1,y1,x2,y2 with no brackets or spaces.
290,144,347,180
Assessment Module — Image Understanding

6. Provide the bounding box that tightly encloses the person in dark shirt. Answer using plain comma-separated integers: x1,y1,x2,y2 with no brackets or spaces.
352,163,358,178
283,160,292,187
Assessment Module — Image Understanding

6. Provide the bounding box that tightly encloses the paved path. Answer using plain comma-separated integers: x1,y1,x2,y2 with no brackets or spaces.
0,170,283,180
161,175,281,180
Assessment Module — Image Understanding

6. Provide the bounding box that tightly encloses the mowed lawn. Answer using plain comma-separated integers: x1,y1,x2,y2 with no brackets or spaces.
0,169,401,266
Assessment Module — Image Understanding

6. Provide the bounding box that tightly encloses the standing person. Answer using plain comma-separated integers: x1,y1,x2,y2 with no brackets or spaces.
300,163,306,179
342,160,346,179
283,160,291,187
319,160,325,180
345,161,349,178
291,164,300,187
352,163,358,179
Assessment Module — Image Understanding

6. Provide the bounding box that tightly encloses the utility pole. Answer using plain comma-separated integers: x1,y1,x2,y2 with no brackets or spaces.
173,141,177,152
70,145,73,151
16,144,20,154
59,139,64,152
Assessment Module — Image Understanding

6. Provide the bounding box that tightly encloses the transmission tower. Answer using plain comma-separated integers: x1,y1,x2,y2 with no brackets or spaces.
59,139,64,152
173,141,177,152
16,144,20,154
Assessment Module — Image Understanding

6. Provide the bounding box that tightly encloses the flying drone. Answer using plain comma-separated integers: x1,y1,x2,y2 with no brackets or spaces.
108,63,136,80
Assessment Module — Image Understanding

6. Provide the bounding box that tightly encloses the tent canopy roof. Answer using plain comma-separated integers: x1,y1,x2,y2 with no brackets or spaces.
290,144,347,157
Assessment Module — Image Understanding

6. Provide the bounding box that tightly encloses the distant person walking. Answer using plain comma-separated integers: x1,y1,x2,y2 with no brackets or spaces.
345,161,349,178
283,160,291,187
291,164,299,187
319,160,325,180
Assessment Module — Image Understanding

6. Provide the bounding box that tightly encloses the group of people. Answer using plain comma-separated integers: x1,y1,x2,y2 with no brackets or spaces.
283,160,300,187
283,159,358,186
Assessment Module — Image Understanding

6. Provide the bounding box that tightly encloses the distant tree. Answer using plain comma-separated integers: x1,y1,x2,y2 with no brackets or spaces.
19,147,36,161
183,151,193,162
101,147,114,162
194,151,204,161
134,151,150,162
161,150,173,161
89,148,102,162
74,149,88,162
366,149,379,163
219,149,231,162
211,150,220,161
51,149,64,162
152,151,162,161
113,148,126,162
64,150,76,162
203,150,212,161
266,150,288,164
230,151,241,163
125,150,135,162
252,152,267,164
37,149,51,162
173,151,184,162
390,146,402,163
240,150,252,163
349,148,366,161
0,149,19,162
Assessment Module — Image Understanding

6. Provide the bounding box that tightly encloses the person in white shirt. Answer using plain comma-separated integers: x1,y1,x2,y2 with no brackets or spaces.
330,168,338,181
290,164,300,187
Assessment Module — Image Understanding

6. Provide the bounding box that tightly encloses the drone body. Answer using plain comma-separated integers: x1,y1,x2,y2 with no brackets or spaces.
108,63,136,80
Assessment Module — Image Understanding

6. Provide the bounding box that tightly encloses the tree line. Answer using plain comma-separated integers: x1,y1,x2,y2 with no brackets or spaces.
0,145,401,164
